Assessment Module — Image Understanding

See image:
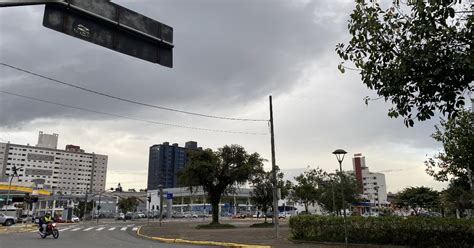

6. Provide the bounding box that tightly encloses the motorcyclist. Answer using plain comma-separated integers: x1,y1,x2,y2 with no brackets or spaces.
39,212,53,235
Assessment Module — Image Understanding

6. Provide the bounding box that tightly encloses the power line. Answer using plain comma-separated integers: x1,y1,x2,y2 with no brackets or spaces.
0,62,268,122
0,90,268,136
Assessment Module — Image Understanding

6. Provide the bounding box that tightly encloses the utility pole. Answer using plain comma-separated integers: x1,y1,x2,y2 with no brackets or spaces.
269,95,279,238
159,185,164,227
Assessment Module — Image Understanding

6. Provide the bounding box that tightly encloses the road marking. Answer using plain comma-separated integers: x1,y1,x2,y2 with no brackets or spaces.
120,227,127,231
96,227,105,231
71,228,82,231
108,227,116,231
60,228,71,232
84,227,94,231
132,227,138,231
127,224,135,227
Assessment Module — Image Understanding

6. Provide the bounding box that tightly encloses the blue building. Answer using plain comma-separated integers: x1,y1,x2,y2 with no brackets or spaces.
147,141,199,190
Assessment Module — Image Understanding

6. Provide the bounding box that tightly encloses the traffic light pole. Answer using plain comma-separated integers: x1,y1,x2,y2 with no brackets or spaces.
3,166,18,214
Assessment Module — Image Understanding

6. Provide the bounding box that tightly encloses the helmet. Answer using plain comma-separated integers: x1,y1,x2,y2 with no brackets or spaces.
45,212,51,216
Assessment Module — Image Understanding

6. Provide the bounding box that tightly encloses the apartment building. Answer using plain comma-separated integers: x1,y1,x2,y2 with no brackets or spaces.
352,153,388,205
0,131,107,195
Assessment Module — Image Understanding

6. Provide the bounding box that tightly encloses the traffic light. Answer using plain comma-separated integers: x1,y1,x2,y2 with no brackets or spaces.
97,205,101,210
24,193,31,203
147,196,151,203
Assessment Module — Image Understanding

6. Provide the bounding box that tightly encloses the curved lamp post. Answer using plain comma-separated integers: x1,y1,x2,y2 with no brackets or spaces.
333,149,348,247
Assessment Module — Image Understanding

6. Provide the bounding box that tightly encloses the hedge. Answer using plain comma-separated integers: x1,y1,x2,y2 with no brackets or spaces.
289,215,474,247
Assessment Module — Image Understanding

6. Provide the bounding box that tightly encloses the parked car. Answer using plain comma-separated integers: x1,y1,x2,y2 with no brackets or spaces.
115,213,125,220
231,213,246,219
71,215,80,222
0,213,17,226
136,213,146,218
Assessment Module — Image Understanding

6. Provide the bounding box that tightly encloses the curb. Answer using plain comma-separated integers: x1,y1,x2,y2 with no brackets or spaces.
0,225,38,234
136,226,272,248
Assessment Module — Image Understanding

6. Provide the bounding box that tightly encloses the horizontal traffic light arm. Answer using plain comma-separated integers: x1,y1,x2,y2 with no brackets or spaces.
0,0,173,49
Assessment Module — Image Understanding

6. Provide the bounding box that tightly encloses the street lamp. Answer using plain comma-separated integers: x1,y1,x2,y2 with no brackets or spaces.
333,149,348,247
4,165,19,214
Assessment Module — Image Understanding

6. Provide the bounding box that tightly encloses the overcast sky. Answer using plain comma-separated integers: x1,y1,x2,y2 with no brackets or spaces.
0,0,453,193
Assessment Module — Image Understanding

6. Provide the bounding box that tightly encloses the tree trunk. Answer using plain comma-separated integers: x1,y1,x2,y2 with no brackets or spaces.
210,194,220,224
304,203,308,214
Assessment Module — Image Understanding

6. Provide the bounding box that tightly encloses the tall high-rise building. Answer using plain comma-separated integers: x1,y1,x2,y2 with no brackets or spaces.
0,132,107,195
147,141,200,190
352,153,388,204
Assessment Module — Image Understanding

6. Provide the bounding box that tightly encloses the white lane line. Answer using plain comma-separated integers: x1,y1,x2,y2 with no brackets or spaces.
108,227,116,231
71,228,82,231
96,227,105,231
132,227,138,231
83,227,94,231
59,227,71,232
126,224,135,227
120,227,127,231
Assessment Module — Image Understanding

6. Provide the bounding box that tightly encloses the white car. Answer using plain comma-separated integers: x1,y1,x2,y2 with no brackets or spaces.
0,213,17,226
71,215,80,222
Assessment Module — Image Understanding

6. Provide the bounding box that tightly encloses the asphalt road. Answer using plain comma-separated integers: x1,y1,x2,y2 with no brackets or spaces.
0,222,211,248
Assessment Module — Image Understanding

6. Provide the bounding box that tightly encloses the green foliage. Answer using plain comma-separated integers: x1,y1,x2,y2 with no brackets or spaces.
336,1,473,126
74,200,93,218
291,168,326,213
250,222,274,228
117,196,141,214
441,178,473,218
425,110,474,182
318,173,361,215
250,170,276,223
179,145,264,224
394,187,440,215
290,215,474,247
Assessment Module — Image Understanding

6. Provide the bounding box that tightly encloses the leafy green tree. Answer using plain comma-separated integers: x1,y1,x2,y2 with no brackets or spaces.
336,1,472,126
395,187,440,215
425,110,473,187
75,200,93,219
441,177,472,218
117,196,141,214
291,168,326,213
179,145,264,224
319,172,361,215
250,170,274,223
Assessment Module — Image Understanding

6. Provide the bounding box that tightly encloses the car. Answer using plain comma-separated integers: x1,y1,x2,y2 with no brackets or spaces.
115,213,125,220
231,213,246,219
18,214,33,223
0,213,17,226
71,215,80,222
136,213,146,218
278,212,288,219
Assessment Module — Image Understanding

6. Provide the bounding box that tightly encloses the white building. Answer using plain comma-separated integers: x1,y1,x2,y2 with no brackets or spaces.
0,131,107,195
352,153,388,206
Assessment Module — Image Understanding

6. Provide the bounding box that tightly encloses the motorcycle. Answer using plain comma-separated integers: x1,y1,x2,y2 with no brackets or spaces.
39,222,59,239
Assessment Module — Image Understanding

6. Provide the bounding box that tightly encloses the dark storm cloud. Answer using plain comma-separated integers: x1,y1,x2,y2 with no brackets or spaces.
0,0,351,126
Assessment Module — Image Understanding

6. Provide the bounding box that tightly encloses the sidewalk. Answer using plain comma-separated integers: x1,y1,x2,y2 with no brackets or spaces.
138,219,404,248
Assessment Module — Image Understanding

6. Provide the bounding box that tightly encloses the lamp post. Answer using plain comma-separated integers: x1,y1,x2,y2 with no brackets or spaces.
4,165,18,214
333,149,348,247
328,173,337,216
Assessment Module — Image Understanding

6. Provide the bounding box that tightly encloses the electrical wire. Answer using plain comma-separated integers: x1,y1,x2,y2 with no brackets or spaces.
0,90,268,136
0,62,268,122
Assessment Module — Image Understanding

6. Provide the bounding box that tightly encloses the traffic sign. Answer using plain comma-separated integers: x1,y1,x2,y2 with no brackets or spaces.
166,193,173,200
42,0,173,67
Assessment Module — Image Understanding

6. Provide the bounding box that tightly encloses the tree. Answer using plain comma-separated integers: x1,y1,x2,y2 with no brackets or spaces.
441,177,472,218
291,168,326,213
425,110,473,186
336,1,472,127
179,145,264,225
250,170,274,223
395,187,440,215
319,172,361,215
117,197,141,214
75,200,93,219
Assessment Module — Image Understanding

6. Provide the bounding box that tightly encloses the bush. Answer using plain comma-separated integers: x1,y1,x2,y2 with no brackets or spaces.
289,216,474,247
